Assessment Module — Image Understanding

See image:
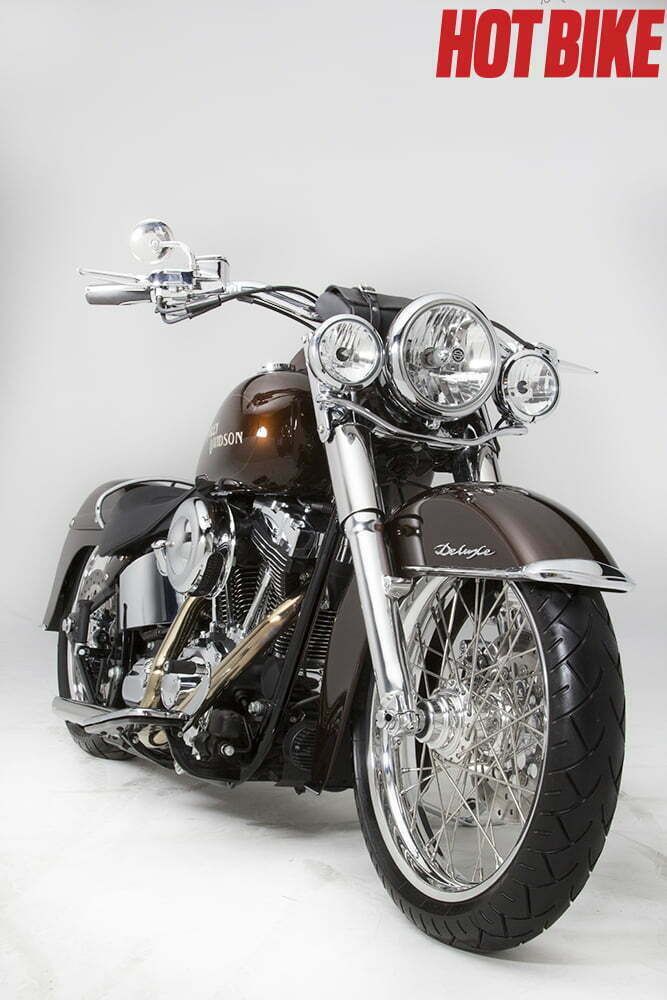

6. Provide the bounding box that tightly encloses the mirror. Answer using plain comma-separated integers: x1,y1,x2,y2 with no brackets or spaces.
129,219,174,263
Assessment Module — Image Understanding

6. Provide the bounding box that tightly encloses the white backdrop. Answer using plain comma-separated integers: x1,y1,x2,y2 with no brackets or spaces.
1,2,665,997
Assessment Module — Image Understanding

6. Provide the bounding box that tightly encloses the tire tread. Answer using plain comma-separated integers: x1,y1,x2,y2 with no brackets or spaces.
353,584,624,952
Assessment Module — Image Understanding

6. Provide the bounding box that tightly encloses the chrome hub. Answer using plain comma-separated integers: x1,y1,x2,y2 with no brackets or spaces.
417,687,509,762
417,690,466,756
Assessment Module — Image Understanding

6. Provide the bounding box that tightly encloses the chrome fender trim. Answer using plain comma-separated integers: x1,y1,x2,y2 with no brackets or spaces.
399,559,634,593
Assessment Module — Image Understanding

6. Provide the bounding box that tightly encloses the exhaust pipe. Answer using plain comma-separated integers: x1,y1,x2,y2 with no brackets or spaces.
180,592,304,721
53,592,304,736
140,595,206,709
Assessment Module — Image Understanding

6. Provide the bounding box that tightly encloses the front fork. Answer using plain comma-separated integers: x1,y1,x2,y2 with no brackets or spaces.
324,422,421,736
321,413,501,738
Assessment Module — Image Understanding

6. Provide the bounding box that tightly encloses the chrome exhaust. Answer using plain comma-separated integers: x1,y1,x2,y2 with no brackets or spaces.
180,592,304,720
140,595,206,709
53,591,304,738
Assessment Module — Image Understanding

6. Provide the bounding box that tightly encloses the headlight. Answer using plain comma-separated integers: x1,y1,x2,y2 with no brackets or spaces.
499,351,560,421
387,295,499,419
308,315,383,389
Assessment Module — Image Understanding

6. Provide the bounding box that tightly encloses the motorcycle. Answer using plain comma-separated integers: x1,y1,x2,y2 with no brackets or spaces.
45,219,632,951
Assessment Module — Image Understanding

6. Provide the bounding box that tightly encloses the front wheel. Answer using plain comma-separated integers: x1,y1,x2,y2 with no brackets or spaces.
353,578,624,952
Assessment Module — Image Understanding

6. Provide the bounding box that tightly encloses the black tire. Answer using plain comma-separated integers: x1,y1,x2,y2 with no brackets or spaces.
57,565,133,762
353,583,624,952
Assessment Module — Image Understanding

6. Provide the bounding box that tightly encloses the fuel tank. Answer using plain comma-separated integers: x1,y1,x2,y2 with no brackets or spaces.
196,368,329,496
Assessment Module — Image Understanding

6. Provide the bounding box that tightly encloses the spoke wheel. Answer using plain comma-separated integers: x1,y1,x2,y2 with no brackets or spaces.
353,580,625,951
369,577,547,901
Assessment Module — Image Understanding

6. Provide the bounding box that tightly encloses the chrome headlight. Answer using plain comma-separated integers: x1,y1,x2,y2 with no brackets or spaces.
308,315,384,389
387,295,500,419
499,351,560,421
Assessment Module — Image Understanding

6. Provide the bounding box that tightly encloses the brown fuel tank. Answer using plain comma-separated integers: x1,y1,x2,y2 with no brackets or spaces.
196,368,329,497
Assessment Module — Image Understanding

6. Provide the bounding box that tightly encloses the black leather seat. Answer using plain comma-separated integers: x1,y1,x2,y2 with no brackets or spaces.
98,484,190,557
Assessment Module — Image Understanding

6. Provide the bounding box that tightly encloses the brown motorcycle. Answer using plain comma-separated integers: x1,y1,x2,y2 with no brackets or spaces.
45,220,631,951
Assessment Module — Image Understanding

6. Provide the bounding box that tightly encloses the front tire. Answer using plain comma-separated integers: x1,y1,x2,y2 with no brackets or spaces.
353,581,624,952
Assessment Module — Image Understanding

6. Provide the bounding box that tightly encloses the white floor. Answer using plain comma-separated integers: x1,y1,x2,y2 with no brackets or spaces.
1,624,665,1000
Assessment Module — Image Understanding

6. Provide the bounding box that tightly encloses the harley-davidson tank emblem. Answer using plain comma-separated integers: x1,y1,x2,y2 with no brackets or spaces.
434,541,495,560
209,422,243,453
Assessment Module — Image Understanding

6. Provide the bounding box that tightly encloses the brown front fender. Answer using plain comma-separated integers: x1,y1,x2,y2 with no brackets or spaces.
388,483,633,592
312,481,632,792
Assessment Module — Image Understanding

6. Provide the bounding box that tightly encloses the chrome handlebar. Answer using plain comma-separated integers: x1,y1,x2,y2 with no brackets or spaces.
81,261,319,327
85,284,151,306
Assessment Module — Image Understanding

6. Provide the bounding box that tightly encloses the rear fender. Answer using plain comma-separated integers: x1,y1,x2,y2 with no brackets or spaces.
43,478,190,630
43,481,123,631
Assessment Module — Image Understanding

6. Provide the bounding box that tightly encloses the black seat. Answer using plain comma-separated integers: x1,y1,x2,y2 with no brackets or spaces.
315,286,411,337
98,484,190,557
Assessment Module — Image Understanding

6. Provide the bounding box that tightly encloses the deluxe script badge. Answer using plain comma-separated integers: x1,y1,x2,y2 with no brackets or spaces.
434,541,495,560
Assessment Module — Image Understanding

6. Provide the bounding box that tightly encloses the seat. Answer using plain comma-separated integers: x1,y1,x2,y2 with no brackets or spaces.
98,484,190,557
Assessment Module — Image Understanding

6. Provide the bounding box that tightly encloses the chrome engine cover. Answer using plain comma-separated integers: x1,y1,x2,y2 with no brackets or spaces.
154,497,235,597
160,642,218,713
121,655,153,706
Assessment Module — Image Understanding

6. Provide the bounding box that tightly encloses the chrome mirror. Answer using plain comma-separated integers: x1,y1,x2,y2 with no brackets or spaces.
129,219,175,263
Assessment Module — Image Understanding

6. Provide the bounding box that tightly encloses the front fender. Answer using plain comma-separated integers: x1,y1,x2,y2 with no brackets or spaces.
313,482,632,791
388,483,633,592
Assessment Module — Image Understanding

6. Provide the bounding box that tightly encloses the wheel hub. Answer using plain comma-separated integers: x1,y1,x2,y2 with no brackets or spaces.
417,687,509,763
417,690,466,756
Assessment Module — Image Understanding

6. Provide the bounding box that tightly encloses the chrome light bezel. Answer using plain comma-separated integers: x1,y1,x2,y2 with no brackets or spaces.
498,350,560,423
155,497,235,597
308,314,384,390
386,294,501,420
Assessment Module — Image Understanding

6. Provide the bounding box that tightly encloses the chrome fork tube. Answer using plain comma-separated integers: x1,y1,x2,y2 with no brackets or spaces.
324,422,418,731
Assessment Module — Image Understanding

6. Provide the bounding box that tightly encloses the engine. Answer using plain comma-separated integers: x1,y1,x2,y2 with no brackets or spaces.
216,499,334,660
121,495,340,773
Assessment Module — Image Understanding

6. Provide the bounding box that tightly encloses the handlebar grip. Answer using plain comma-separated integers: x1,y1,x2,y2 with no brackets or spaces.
85,284,151,305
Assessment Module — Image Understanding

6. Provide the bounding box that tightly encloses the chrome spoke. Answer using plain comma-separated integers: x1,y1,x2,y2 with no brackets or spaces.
368,576,548,901
436,759,503,865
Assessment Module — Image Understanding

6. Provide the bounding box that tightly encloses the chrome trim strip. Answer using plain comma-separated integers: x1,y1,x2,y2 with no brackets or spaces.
94,478,193,528
524,559,634,591
399,559,634,593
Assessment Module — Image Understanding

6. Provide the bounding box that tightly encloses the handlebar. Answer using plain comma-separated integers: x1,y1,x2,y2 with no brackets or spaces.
85,284,152,306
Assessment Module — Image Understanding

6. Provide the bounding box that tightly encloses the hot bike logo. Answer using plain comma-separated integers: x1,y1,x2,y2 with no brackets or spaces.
435,7,665,78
